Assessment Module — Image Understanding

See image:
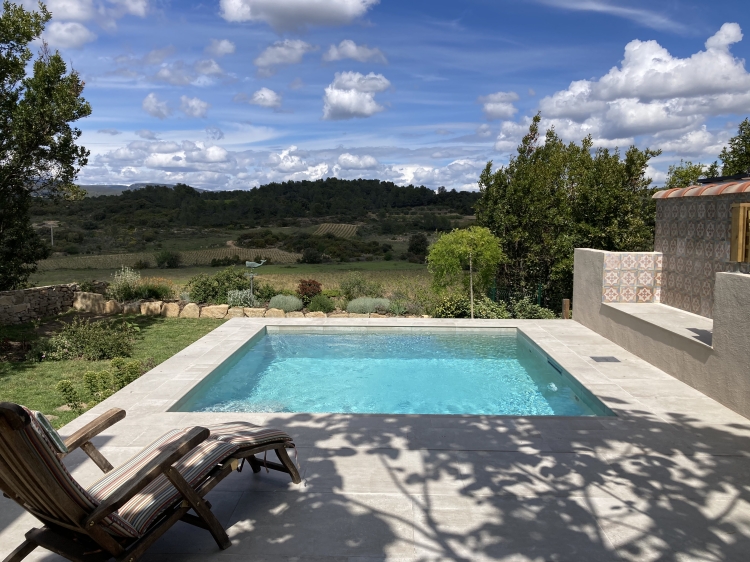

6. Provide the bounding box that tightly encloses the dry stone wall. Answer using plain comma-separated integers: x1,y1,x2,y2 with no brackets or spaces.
0,284,78,325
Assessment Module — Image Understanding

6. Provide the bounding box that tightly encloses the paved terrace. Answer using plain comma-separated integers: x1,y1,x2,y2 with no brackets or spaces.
2,318,749,561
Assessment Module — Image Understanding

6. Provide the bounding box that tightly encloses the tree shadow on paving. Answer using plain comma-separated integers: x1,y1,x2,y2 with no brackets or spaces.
2,408,749,561
241,409,750,561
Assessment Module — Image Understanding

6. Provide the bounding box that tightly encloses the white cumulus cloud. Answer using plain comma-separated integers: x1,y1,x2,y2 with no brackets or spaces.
250,88,282,108
206,39,236,57
479,91,519,120
337,153,378,169
180,96,210,118
323,71,390,120
254,40,315,75
142,93,171,119
323,40,386,63
43,21,96,48
535,23,750,142
219,0,379,32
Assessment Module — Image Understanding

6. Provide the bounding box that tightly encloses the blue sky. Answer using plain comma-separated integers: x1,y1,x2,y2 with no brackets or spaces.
26,0,750,190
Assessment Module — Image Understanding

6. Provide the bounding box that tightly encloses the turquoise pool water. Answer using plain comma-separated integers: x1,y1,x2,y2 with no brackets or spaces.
176,329,612,416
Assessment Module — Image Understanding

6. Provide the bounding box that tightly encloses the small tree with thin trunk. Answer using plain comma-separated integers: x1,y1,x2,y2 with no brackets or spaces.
427,227,504,319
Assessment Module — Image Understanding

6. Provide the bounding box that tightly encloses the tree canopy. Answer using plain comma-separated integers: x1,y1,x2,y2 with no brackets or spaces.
718,118,750,176
475,114,658,308
0,1,91,289
427,226,504,318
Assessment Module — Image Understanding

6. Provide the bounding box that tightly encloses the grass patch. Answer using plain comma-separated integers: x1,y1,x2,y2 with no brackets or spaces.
0,316,224,428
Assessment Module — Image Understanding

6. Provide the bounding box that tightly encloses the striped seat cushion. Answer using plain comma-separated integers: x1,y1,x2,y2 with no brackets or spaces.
88,429,239,535
204,422,293,449
15,407,139,538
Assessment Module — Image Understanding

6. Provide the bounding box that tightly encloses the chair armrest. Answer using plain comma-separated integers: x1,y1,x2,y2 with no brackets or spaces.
62,408,126,454
85,426,210,527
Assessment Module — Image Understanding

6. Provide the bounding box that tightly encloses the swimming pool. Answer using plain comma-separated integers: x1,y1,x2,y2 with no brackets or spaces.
174,328,614,416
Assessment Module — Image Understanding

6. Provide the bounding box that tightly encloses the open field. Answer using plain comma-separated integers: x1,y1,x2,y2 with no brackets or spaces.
38,247,302,270
313,223,359,238
0,316,224,428
30,261,431,293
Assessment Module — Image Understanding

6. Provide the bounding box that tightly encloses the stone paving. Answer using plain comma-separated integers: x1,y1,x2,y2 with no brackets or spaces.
2,318,749,561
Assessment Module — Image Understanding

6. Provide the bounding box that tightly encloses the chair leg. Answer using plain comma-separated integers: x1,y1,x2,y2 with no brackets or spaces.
247,455,262,474
275,446,302,484
164,467,231,550
2,539,37,562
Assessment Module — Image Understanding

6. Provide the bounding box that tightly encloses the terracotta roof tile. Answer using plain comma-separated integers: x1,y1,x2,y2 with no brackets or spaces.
653,180,750,199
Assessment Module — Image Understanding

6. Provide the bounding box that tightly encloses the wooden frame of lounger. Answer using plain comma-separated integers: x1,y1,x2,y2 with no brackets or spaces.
0,404,301,562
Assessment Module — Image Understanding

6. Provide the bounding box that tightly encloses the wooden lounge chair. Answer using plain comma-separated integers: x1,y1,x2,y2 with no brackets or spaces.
0,402,301,562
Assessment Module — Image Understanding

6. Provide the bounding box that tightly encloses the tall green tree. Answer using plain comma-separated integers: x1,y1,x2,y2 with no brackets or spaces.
475,113,659,309
718,118,750,176
0,1,91,290
427,226,504,319
665,160,711,188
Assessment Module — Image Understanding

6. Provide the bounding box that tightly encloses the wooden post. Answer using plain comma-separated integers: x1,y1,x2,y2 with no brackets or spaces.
562,299,570,319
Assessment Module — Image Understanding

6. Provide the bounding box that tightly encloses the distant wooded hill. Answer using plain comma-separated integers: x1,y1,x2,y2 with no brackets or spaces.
33,179,479,228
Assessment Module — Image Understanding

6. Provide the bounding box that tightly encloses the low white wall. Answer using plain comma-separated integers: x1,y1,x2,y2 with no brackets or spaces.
574,248,750,419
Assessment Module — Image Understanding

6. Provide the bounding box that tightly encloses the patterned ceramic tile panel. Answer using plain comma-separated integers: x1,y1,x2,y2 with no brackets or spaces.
601,252,663,304
654,193,750,319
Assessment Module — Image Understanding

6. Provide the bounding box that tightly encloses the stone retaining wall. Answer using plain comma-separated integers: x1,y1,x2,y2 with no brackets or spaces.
72,292,426,319
0,284,78,325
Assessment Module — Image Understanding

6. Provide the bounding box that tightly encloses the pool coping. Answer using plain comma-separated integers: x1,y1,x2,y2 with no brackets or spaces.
62,317,680,431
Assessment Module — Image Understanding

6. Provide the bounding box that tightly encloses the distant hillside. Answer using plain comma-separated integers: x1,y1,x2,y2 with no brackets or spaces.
39,179,479,228
79,183,176,196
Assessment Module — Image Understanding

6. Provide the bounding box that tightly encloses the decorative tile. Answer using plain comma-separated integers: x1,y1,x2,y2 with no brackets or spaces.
655,271,663,286
676,257,685,273
637,270,654,286
602,287,619,303
707,202,716,219
636,287,653,302
686,239,695,256
620,287,636,303
620,270,637,286
701,280,712,298
691,297,701,314
653,287,661,303
621,254,637,269
656,254,663,269
706,222,715,239
603,253,620,270
637,254,654,270
704,241,714,258
677,239,686,255
603,270,619,286
698,202,706,219
696,222,705,238
670,222,679,237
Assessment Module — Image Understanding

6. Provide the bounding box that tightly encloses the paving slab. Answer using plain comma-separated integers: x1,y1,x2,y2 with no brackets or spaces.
2,318,749,562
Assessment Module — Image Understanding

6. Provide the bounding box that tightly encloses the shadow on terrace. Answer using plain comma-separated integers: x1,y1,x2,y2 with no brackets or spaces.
2,403,749,561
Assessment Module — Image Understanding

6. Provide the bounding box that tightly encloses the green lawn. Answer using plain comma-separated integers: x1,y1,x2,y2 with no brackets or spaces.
0,316,225,428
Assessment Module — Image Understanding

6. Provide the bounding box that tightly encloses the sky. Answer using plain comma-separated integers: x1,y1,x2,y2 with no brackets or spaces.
22,0,750,191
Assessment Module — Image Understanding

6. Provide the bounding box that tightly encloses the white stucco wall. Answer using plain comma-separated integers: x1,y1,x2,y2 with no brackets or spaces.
574,248,750,419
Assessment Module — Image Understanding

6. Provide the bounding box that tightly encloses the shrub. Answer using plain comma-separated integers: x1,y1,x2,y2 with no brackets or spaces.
179,291,191,302
340,272,383,300
227,289,259,308
45,318,139,361
59,358,153,411
408,233,429,261
186,268,250,304
511,297,557,319
107,267,142,301
56,380,83,412
77,280,96,293
268,294,303,312
433,295,510,319
308,294,335,313
347,297,391,314
389,300,408,316
133,259,150,269
211,255,242,267
155,250,181,269
254,282,277,302
300,247,323,264
297,279,322,304
139,277,174,300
